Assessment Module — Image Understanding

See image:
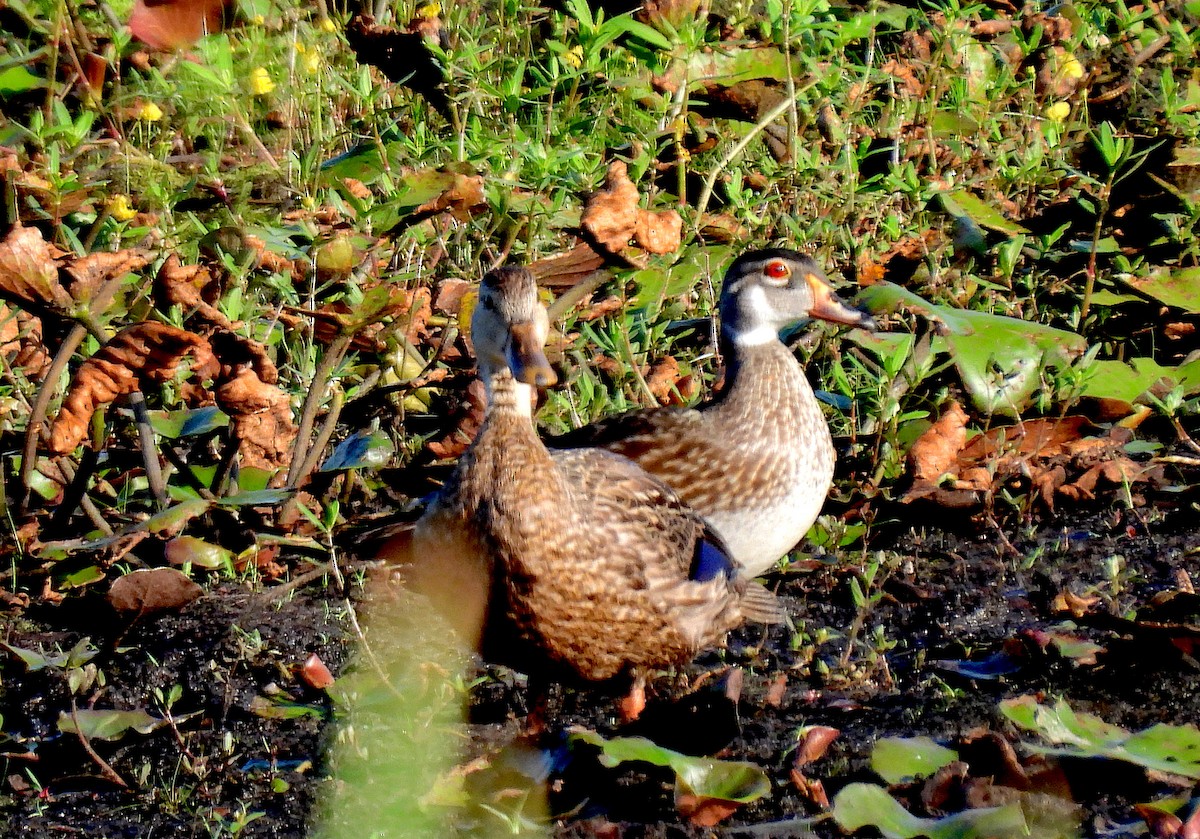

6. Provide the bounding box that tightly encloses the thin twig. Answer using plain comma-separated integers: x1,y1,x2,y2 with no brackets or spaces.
69,697,129,789
287,333,353,486
20,322,87,512
694,89,808,220
293,389,346,487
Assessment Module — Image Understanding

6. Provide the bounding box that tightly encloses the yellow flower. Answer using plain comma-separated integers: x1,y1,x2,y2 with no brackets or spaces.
1044,101,1070,123
294,40,306,54
320,17,337,33
108,195,137,222
1060,52,1084,80
249,67,275,96
251,14,265,25
136,101,163,122
417,2,440,17
303,51,321,75
563,45,584,69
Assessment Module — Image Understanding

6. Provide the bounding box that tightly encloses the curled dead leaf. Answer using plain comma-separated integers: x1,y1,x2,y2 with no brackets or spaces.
0,225,73,312
108,568,202,617
156,254,233,330
50,322,217,454
215,367,298,471
0,304,51,380
582,162,642,255
795,726,840,766
63,249,151,313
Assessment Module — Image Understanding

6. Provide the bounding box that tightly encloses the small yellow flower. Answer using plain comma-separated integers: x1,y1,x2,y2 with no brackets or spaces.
108,195,137,222
1060,52,1084,81
136,101,163,122
417,2,440,17
294,40,306,54
251,14,265,25
303,51,321,75
1045,101,1070,123
249,67,275,96
320,17,337,33
563,45,584,69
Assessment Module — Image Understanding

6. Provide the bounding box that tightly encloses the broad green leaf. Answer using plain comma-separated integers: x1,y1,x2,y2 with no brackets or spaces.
1120,267,1200,312
940,191,1027,236
4,638,98,672
57,708,168,741
148,406,229,438
0,65,45,95
871,736,959,784
857,282,1086,415
570,729,770,805
832,783,1027,838
1001,696,1200,780
1080,356,1200,406
145,498,211,533
165,535,234,570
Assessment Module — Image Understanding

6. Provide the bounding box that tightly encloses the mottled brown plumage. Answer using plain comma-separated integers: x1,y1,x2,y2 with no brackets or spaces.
552,249,875,578
411,267,773,694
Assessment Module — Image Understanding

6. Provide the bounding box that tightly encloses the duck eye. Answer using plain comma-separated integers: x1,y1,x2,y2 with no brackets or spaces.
763,260,790,280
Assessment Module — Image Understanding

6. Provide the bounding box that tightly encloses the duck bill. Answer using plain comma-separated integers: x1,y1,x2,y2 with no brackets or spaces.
805,273,877,331
508,322,558,387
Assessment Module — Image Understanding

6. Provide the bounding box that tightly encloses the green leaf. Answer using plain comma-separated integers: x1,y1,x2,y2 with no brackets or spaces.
145,498,211,534
165,535,234,570
0,64,45,95
871,736,959,784
857,282,1086,415
217,488,293,506
570,729,770,805
57,708,169,741
1120,266,1200,312
148,406,229,439
1080,356,1200,406
832,783,1027,839
940,191,1027,236
1001,696,1200,779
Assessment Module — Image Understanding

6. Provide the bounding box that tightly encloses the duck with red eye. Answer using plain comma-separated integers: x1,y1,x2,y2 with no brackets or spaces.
551,248,876,581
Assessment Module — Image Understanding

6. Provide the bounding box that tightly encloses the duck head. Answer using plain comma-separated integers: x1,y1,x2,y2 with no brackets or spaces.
719,249,877,346
473,266,558,388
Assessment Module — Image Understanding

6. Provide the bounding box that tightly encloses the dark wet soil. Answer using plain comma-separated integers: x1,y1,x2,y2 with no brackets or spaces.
3,457,1199,837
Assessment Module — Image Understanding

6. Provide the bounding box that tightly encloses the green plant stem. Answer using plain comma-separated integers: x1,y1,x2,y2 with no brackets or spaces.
287,333,353,487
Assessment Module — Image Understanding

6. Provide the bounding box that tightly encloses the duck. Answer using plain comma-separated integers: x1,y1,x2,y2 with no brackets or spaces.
550,248,876,580
406,266,781,718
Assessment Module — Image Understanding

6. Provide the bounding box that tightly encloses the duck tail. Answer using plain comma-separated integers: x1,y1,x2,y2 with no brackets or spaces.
739,581,786,625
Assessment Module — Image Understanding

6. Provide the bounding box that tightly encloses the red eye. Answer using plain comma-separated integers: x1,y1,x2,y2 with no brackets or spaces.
764,260,790,280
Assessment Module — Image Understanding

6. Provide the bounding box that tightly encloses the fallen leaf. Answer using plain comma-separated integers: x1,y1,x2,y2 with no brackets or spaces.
0,304,51,379
634,205,683,254
299,653,335,690
62,249,151,313
155,254,233,329
107,567,203,616
128,0,232,49
795,726,840,766
909,401,969,482
214,367,298,471
582,161,642,255
50,322,217,454
0,225,72,312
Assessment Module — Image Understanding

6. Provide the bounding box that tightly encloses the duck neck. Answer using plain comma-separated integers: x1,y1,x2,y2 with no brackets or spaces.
482,367,536,420
710,327,821,440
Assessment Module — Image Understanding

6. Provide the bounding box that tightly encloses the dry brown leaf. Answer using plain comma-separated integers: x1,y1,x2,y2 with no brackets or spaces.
415,172,485,221
50,322,217,454
645,356,682,404
433,278,472,315
156,255,233,329
215,367,298,471
0,225,73,311
638,0,704,29
634,206,683,254
527,242,609,289
582,161,642,254
108,568,202,617
905,401,969,501
426,378,486,460
675,794,741,827
63,249,151,313
795,726,840,766
0,303,51,379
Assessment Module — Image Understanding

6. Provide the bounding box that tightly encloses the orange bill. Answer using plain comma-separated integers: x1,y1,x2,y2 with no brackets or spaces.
805,272,877,330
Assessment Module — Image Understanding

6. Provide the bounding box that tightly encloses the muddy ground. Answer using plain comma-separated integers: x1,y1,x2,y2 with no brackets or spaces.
2,447,1198,838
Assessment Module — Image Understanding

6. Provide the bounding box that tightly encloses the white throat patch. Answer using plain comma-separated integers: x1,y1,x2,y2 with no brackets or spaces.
728,285,781,346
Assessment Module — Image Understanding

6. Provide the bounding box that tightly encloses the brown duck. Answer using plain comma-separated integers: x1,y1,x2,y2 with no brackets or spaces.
552,248,875,579
408,266,780,715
